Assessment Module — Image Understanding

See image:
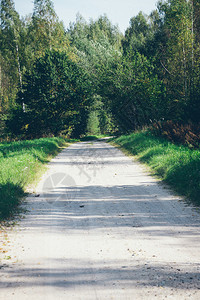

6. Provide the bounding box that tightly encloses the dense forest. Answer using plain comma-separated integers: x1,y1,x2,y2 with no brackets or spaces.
0,0,200,141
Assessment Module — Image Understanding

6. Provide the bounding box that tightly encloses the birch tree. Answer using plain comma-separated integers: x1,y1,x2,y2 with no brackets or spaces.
30,0,69,58
0,0,23,111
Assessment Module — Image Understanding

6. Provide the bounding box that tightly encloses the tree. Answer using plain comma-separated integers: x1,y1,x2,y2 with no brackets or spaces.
29,0,70,58
12,50,92,137
187,0,200,122
100,51,165,132
0,0,23,106
68,15,122,134
154,0,194,121
122,11,155,57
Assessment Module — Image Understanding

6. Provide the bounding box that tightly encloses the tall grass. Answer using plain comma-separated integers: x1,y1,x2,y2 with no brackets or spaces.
112,130,200,206
0,137,67,220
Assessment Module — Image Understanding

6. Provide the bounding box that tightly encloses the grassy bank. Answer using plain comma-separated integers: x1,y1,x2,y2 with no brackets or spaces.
111,130,200,206
0,137,69,220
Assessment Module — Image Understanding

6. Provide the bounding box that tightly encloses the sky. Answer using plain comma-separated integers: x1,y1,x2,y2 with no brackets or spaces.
14,0,158,33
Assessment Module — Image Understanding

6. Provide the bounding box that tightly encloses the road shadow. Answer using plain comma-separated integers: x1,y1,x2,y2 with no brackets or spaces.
0,258,199,291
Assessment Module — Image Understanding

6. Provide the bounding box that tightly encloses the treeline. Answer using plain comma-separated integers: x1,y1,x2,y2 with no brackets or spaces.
0,0,200,140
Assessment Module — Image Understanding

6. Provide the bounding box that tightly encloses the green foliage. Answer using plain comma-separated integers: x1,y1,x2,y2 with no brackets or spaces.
101,51,166,132
156,0,194,120
68,14,122,50
30,0,70,57
68,14,122,135
86,95,114,135
1,0,200,140
0,0,72,139
122,11,155,56
87,111,101,135
0,136,66,219
68,14,122,88
10,50,92,137
6,105,27,136
112,130,200,205
0,0,23,111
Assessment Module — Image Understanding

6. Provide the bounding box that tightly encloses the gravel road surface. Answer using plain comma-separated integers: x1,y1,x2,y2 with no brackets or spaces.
0,140,200,299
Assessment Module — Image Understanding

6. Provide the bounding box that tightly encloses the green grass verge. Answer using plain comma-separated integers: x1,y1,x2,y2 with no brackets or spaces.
111,130,200,206
0,137,71,220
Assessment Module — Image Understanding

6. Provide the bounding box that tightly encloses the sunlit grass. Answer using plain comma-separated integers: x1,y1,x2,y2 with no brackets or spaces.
0,137,68,220
112,130,200,206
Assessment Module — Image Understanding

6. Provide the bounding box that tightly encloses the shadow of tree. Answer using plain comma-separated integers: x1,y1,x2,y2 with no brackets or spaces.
0,259,199,291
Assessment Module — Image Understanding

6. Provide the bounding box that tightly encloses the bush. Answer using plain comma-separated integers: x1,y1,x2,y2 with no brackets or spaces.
151,121,200,148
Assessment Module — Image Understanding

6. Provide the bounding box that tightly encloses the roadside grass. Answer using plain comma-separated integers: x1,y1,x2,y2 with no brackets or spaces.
0,137,73,220
111,130,200,206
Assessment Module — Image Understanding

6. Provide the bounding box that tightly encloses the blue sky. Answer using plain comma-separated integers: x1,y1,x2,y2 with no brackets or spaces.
14,0,158,32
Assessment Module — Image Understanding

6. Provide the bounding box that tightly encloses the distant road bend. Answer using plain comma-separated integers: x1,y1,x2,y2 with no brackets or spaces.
0,139,200,299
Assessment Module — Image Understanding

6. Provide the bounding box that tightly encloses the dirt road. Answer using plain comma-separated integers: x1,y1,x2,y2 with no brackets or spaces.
0,140,200,299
